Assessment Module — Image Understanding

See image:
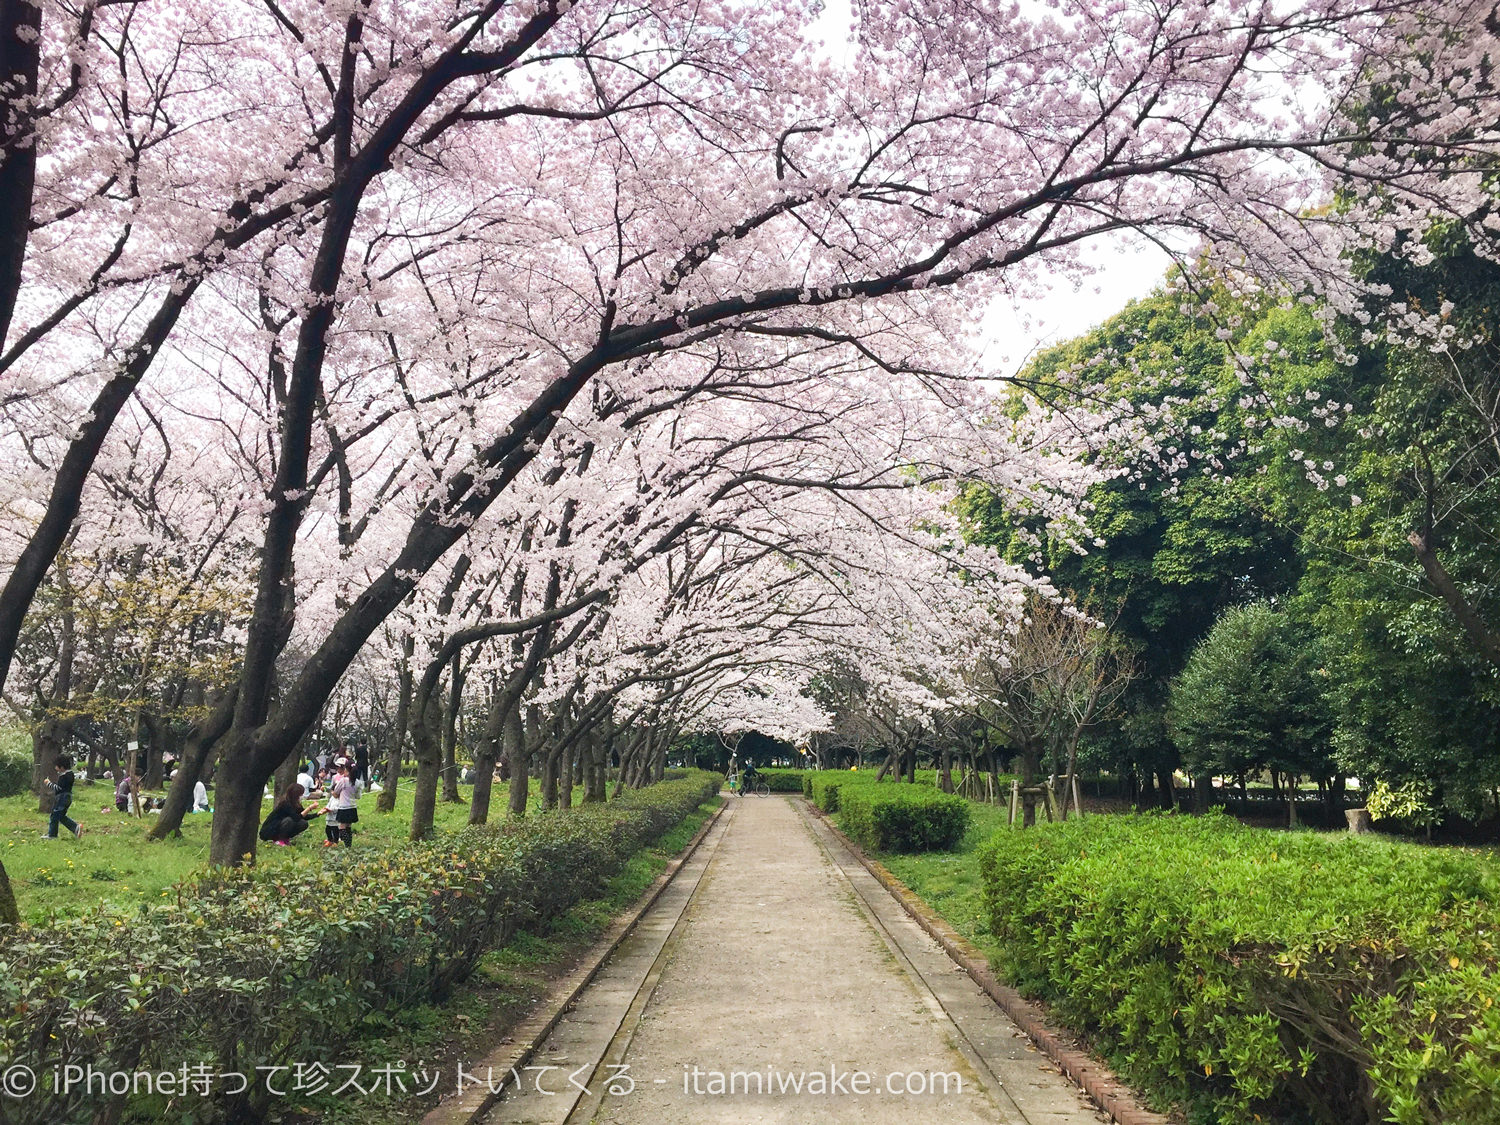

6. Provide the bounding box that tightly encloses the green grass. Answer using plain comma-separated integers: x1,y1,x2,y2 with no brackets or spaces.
870,798,1011,960
0,779,585,925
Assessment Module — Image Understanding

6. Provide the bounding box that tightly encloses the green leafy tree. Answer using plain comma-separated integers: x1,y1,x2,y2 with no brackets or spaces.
962,288,1302,799
1170,601,1338,822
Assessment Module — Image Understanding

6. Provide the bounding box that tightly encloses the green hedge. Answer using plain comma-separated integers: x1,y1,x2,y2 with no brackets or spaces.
804,768,941,811
757,768,805,792
0,770,720,1125
806,770,868,810
979,811,1500,1125
838,785,971,852
0,748,29,798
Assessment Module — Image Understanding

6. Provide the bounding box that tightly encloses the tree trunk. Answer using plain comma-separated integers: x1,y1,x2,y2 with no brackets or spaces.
0,859,19,926
142,715,166,791
1156,768,1175,810
540,743,559,810
440,655,462,803
409,710,441,840
584,731,607,803
559,741,574,809
465,694,508,827
1193,774,1213,814
273,739,300,799
377,635,415,813
206,735,265,865
505,705,530,817
1324,775,1346,821
468,752,497,825
149,691,235,840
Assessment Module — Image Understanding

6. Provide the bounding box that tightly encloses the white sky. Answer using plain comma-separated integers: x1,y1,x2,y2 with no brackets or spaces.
978,237,1176,375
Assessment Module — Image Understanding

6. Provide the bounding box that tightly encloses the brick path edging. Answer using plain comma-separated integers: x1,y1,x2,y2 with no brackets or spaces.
807,802,1172,1125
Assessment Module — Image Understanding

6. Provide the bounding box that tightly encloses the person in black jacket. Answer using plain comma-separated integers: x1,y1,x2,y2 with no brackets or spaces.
259,783,315,846
43,754,83,839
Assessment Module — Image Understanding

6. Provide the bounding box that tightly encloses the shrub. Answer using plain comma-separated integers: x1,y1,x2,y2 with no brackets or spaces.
0,770,719,1125
757,768,805,792
978,811,1500,1125
0,748,29,798
838,785,971,852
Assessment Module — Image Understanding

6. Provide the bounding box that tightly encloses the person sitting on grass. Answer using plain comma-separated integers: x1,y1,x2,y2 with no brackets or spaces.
258,783,315,846
43,754,83,839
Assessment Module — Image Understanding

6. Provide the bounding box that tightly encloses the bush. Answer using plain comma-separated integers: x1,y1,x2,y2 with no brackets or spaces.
0,748,29,798
838,785,971,852
0,770,719,1125
807,770,866,811
978,811,1500,1125
757,768,805,792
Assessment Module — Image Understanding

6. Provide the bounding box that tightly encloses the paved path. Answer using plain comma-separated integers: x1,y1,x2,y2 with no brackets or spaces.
479,797,1105,1125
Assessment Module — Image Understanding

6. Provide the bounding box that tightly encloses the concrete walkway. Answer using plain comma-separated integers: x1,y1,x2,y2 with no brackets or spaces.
479,796,1105,1125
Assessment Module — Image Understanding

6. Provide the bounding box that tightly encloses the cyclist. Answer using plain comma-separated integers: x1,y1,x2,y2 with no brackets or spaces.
741,759,760,796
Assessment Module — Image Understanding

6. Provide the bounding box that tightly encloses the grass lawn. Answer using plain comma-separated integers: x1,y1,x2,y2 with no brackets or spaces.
1,779,585,925
861,797,1011,960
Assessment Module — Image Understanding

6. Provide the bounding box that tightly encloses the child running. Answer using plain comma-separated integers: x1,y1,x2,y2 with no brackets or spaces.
42,754,83,839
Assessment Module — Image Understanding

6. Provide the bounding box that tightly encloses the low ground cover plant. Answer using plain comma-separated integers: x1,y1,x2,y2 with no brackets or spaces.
979,811,1500,1125
838,784,971,852
0,770,719,1125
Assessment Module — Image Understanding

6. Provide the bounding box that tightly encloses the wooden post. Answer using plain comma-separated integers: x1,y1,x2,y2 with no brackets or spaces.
1008,778,1020,827
1071,773,1084,819
1042,784,1060,823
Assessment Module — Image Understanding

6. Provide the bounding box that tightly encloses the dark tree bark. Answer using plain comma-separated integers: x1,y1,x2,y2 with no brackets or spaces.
149,691,235,840
377,634,415,813
1157,767,1175,810
558,739,574,809
505,704,530,817
0,859,18,926
0,0,42,349
1408,531,1500,669
1193,774,1213,814
440,654,463,803
408,695,442,840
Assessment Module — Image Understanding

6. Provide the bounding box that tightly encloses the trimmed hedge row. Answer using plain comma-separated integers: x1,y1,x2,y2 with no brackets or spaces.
756,768,806,792
838,784,971,852
0,770,721,1125
979,811,1500,1125
803,768,941,811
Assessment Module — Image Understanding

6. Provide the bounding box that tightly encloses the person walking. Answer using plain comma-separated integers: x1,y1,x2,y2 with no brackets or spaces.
43,754,84,839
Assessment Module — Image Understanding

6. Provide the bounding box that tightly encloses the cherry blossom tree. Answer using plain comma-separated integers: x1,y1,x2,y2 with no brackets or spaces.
0,0,1496,867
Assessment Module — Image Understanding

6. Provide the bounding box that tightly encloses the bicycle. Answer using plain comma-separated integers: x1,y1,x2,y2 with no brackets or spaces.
745,778,769,797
